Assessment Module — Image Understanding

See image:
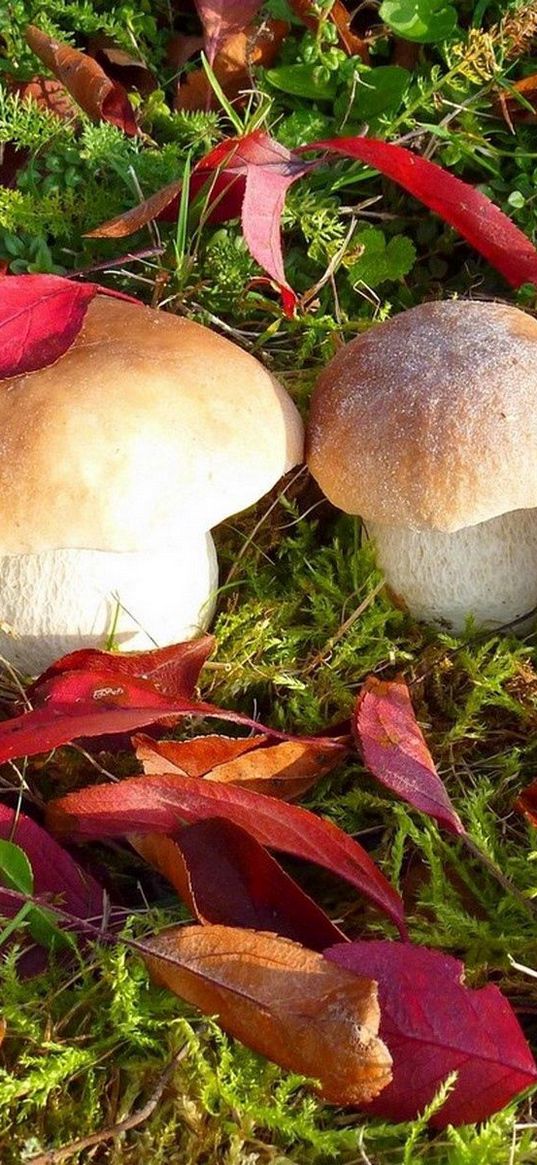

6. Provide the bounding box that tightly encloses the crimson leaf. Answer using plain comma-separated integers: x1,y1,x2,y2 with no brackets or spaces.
326,940,537,1126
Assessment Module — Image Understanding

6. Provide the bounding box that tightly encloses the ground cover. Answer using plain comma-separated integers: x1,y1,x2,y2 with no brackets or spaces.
1,2,537,1162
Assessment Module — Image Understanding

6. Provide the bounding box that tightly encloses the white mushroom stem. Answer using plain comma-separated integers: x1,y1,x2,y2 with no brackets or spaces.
0,533,218,675
367,508,537,633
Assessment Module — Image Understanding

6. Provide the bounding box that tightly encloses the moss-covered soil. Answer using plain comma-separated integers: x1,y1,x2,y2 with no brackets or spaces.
1,1,537,1161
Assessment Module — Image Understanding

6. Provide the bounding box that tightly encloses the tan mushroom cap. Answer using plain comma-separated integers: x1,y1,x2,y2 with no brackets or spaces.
0,296,304,554
307,300,537,533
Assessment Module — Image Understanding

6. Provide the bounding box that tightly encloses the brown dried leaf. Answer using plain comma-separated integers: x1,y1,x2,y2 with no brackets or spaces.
143,923,392,1104
25,24,137,134
175,21,288,111
135,733,347,800
85,178,183,239
87,35,156,95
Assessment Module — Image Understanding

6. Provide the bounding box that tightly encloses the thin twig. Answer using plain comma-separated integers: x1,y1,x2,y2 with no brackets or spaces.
27,1044,189,1164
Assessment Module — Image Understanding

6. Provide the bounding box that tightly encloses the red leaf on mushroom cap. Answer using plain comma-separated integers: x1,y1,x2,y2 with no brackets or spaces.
355,677,465,834
326,940,537,1127
46,771,407,935
0,274,140,381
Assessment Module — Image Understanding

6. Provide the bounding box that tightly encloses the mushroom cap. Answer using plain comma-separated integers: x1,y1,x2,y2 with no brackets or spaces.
0,296,304,554
307,300,537,533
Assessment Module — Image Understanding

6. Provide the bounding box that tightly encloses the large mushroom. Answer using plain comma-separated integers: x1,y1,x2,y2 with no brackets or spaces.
0,296,303,673
307,300,537,632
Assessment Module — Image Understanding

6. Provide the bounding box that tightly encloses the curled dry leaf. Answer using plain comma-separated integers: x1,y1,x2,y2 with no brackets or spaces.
0,1017,5,1044
143,923,392,1104
25,25,137,135
194,1,265,64
132,817,346,949
46,770,407,934
355,676,465,834
87,35,156,96
85,178,184,240
176,21,288,111
327,940,537,1127
135,731,347,800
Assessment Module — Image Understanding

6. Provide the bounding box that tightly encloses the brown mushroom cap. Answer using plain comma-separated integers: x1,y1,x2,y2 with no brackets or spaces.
0,296,304,554
307,300,537,533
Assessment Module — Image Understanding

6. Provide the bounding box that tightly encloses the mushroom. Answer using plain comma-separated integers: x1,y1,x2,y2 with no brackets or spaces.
0,296,303,673
307,299,537,633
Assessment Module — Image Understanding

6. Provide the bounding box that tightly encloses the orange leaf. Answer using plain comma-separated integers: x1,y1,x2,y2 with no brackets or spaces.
25,24,137,134
175,21,288,111
496,74,537,124
14,76,79,121
85,178,183,239
143,923,392,1104
135,732,347,800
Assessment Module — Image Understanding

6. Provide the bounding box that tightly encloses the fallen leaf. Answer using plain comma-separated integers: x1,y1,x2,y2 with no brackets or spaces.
87,35,156,95
84,178,184,239
166,33,205,74
289,0,368,60
133,818,347,948
0,274,139,381
176,21,288,111
143,923,392,1104
31,636,215,703
355,677,464,834
14,76,78,121
194,1,265,64
25,25,137,135
516,778,537,824
307,135,537,291
46,770,407,934
89,130,537,312
135,732,266,778
135,731,347,800
496,74,537,125
0,1017,5,1043
326,940,537,1126
0,804,104,973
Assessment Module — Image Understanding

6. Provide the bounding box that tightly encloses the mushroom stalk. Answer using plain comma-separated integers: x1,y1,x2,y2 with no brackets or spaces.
368,508,537,633
0,534,218,675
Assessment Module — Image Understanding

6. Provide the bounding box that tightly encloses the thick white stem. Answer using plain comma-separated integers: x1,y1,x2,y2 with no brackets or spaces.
368,508,537,633
0,534,218,675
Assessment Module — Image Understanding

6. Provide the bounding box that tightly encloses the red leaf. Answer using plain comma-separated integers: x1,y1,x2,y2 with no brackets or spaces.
194,1,265,64
31,637,215,703
0,274,140,380
516,771,537,824
306,136,537,290
355,677,464,835
326,940,537,1126
133,818,347,949
26,25,137,135
0,804,104,973
193,131,313,313
14,76,79,121
46,772,407,935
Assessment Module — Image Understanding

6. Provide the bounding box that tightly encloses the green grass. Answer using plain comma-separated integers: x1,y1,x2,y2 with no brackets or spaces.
1,0,537,1161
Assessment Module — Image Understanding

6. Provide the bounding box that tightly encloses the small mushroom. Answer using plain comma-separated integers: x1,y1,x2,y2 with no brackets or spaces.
307,300,537,632
0,296,303,673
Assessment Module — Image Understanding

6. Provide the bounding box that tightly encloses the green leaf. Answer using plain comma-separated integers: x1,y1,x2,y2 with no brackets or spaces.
0,839,33,895
351,66,410,119
266,65,338,101
379,0,458,43
348,228,416,287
